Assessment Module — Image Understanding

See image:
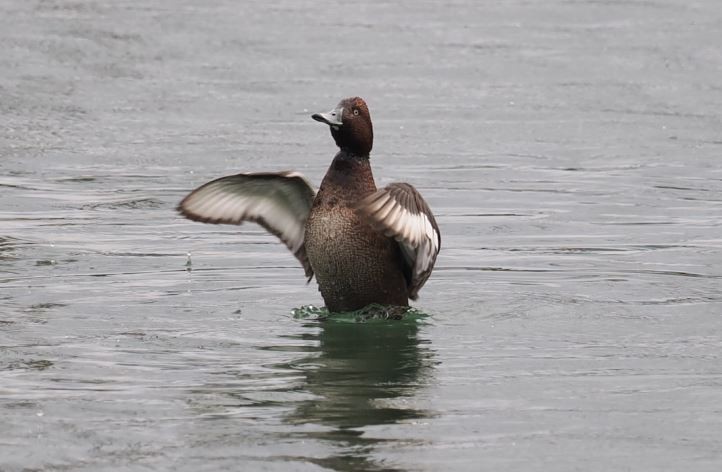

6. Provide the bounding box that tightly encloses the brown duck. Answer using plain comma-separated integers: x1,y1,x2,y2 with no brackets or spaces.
178,97,440,313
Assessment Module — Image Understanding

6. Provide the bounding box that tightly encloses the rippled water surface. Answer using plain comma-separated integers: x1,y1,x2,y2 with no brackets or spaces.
2,1,722,470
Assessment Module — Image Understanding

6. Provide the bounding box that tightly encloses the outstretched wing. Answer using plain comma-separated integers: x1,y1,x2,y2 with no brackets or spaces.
357,182,440,299
177,171,316,279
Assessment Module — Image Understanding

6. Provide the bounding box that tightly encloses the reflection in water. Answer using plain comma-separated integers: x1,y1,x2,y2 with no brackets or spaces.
283,318,434,471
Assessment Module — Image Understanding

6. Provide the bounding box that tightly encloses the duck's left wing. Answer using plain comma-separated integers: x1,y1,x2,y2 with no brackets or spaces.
357,182,440,299
177,171,316,279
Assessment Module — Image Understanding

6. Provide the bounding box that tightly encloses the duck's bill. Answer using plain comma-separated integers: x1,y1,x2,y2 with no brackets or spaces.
311,107,343,126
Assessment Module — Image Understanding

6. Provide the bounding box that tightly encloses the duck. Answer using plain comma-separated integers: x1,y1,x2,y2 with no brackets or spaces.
177,97,440,313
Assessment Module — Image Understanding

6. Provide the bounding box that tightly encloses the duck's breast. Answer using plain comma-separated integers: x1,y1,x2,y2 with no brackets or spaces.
305,196,409,312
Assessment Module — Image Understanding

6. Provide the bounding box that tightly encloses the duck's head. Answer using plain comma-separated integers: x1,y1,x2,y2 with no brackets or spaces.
312,97,373,157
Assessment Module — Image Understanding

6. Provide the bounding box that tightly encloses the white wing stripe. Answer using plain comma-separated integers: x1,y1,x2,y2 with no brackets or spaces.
357,182,440,299
178,172,317,279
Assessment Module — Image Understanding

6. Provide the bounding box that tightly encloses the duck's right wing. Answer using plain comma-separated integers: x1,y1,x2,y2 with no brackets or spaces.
177,171,316,279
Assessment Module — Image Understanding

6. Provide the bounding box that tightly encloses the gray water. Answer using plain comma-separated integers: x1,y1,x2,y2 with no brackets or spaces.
2,0,722,470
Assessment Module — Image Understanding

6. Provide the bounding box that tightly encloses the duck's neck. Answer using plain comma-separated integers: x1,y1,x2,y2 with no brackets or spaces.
318,150,376,201
335,148,370,161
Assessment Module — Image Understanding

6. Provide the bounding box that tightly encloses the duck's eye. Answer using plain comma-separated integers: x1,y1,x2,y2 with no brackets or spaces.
353,109,359,116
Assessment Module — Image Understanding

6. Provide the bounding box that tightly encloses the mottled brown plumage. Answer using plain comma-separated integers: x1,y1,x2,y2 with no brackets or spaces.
304,155,409,312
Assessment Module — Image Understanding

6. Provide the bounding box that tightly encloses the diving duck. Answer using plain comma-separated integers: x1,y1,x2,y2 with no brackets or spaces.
178,97,440,313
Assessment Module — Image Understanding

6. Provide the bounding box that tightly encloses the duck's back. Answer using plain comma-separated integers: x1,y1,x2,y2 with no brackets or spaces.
304,155,409,312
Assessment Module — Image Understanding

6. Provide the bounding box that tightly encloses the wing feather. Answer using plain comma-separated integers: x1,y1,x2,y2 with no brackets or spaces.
357,182,440,299
177,171,316,279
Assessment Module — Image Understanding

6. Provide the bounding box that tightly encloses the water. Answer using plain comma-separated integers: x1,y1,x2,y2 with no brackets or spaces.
2,0,722,470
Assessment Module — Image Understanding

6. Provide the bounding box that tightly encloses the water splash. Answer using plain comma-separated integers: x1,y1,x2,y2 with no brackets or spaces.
291,304,430,324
